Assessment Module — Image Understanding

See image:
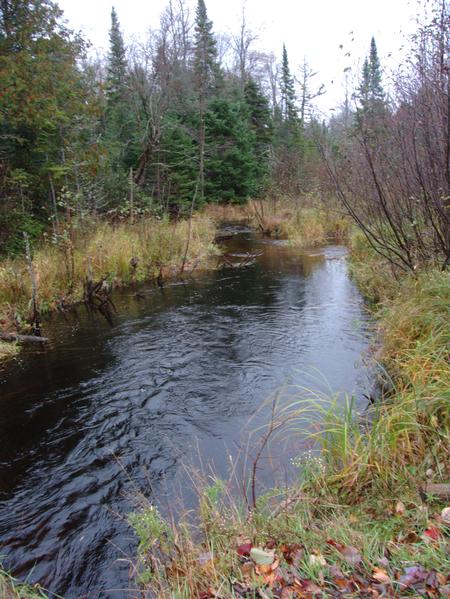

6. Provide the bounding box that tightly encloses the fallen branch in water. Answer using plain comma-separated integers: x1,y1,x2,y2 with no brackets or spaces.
0,332,49,344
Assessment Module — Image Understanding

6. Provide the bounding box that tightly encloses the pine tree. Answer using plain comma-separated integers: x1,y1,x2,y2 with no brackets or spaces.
104,7,136,179
106,7,127,106
193,0,220,99
357,37,385,115
193,0,220,201
244,77,273,185
280,45,298,123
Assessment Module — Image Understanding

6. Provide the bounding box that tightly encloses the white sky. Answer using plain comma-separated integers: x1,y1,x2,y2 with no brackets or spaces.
58,0,421,114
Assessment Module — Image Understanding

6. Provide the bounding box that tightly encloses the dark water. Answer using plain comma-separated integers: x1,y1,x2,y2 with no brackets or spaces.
0,230,372,598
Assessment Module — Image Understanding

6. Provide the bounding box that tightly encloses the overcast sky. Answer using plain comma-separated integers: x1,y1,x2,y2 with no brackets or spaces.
57,0,421,114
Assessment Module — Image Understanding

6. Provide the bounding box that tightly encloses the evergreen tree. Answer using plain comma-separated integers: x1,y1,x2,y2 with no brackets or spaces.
357,37,385,115
193,0,220,201
104,7,136,181
244,78,273,184
106,7,127,106
193,0,220,99
280,45,298,124
204,97,260,202
368,37,384,102
0,0,88,224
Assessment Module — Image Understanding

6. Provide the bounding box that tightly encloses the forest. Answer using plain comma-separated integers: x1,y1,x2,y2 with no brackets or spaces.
0,0,449,597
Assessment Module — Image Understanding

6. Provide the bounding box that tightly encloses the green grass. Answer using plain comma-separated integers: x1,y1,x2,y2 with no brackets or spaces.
0,568,50,599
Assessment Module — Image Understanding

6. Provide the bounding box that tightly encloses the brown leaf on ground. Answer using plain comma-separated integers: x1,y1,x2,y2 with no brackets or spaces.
396,529,421,543
198,588,220,599
372,567,391,584
327,540,362,567
280,543,304,566
397,564,429,589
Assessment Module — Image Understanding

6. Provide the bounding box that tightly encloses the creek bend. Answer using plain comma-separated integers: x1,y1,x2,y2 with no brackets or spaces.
0,228,373,598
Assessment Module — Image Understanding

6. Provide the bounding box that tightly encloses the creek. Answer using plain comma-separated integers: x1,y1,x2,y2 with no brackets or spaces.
0,228,373,598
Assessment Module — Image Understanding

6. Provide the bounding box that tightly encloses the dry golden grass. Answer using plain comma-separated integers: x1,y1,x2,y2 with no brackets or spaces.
204,198,352,247
0,215,217,329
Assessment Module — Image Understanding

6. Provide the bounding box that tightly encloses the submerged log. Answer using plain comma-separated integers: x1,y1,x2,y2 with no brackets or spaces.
0,332,49,344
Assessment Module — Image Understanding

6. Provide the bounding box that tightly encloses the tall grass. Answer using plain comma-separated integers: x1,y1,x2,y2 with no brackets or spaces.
0,215,217,330
204,197,351,246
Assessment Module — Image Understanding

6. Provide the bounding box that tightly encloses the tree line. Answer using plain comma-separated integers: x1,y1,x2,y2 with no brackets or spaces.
1,0,448,271
0,0,320,252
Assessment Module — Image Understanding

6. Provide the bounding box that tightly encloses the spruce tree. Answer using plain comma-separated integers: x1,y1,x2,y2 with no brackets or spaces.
280,45,298,124
193,0,220,99
244,78,273,184
106,7,127,106
368,37,384,102
193,0,220,201
104,7,136,182
357,37,385,115
204,97,259,202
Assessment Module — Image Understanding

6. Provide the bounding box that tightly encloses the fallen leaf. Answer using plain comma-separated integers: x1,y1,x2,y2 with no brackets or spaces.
398,564,428,589
341,545,362,566
423,526,441,541
441,507,450,525
303,580,322,594
395,500,406,515
255,558,279,576
372,567,391,584
329,563,348,589
237,543,252,557
280,543,304,566
425,569,440,590
250,547,275,566
396,530,420,544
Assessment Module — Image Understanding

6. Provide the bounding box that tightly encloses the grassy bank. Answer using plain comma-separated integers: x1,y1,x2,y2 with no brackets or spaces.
205,197,351,246
130,235,450,598
0,568,49,599
0,214,217,358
